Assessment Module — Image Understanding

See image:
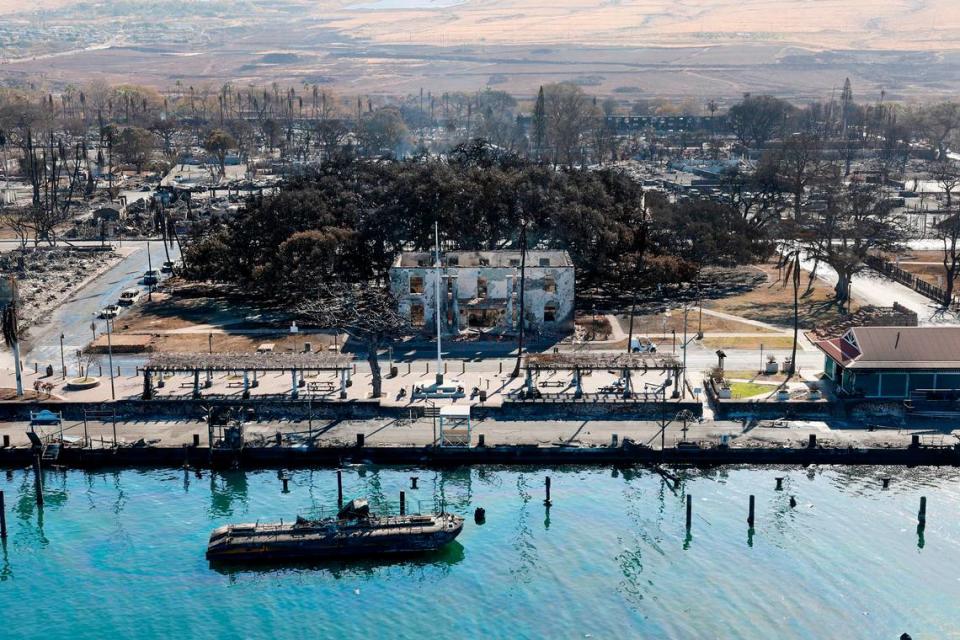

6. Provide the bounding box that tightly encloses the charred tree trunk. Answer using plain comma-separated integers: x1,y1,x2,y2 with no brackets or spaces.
834,269,852,305
366,340,382,398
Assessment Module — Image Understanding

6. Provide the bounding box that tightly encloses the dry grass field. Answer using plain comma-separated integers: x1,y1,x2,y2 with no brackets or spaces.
319,0,960,51
703,263,862,329
1,1,958,99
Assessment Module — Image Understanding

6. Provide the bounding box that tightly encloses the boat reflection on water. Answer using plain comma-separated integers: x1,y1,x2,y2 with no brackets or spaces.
209,540,466,579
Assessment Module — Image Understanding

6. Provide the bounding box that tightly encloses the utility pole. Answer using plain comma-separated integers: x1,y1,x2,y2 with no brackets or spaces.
434,220,444,386
60,333,66,378
146,240,153,301
683,306,688,398
512,214,528,378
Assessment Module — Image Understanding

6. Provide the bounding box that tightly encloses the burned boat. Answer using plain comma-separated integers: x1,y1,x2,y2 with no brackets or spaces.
206,499,464,562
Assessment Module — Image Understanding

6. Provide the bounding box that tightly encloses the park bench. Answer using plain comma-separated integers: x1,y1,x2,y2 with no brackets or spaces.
540,380,566,388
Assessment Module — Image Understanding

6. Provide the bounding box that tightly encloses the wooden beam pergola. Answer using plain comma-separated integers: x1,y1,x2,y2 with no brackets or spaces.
523,352,681,400
142,352,354,400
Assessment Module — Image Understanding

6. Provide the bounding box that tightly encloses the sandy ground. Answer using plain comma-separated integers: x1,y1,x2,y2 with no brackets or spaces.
705,263,864,329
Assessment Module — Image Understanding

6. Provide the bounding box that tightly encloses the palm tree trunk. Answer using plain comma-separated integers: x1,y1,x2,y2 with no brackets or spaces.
789,253,800,378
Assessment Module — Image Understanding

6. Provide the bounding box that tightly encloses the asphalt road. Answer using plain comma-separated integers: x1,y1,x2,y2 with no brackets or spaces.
21,239,180,370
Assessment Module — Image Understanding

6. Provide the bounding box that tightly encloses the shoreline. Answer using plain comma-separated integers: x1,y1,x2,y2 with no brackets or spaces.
3,441,957,469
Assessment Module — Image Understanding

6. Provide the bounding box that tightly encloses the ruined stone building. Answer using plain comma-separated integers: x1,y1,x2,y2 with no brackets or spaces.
389,250,575,336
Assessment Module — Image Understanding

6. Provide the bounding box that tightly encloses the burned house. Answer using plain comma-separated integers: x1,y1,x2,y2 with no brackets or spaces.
389,250,575,336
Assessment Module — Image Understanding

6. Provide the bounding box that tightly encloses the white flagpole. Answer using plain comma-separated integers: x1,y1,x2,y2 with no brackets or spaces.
434,220,443,385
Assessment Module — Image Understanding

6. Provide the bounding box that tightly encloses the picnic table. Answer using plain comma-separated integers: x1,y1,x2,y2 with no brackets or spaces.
540,380,566,388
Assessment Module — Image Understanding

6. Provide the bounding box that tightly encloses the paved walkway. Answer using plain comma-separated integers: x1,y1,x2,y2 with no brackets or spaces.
802,257,959,326
5,417,955,451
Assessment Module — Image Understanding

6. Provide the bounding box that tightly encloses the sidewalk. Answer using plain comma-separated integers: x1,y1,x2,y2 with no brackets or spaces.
4,416,952,451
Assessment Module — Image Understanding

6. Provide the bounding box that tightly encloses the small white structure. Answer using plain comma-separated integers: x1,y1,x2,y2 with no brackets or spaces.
438,405,472,447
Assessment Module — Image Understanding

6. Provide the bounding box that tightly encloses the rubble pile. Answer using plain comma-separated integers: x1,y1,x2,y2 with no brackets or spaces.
0,247,119,329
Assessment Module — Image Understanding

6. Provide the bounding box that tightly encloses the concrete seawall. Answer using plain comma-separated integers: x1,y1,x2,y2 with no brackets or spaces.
2,442,957,469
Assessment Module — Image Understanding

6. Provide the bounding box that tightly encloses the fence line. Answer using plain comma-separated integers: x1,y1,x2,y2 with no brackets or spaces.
864,254,955,307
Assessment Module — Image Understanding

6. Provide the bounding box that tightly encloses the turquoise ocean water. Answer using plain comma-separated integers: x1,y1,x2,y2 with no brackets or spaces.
1,465,958,639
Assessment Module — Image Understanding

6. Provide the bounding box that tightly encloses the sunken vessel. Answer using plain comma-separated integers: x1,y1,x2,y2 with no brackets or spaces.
206,499,464,562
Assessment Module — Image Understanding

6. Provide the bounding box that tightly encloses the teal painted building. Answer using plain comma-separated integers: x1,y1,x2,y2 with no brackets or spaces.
814,326,960,399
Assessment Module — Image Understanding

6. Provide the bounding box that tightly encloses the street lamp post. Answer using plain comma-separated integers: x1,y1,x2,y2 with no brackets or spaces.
679,305,704,400
59,333,66,378
105,318,115,400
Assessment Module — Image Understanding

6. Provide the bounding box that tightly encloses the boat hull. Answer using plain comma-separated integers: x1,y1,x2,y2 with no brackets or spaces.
206,514,464,562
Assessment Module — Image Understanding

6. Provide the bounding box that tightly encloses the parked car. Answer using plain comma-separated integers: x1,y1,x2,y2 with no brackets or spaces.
117,288,141,306
98,304,120,319
161,261,175,274
630,337,657,353
143,269,160,285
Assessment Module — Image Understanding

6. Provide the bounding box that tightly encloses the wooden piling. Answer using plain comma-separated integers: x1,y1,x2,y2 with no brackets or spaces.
544,476,552,506
748,495,755,528
337,470,343,508
2,434,8,448
918,496,927,527
32,455,43,506
410,476,419,489
685,494,692,530
0,490,6,538
400,491,406,515
775,477,784,490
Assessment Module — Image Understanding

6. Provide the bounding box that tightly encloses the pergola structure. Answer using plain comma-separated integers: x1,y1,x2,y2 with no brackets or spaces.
523,352,682,400
142,352,354,400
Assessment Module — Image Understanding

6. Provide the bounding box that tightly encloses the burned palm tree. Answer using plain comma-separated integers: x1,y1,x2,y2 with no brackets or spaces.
777,241,803,379
1,278,23,397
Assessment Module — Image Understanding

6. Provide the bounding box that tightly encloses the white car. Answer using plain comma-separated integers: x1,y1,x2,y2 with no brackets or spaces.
630,337,657,353
117,288,141,306
99,304,120,319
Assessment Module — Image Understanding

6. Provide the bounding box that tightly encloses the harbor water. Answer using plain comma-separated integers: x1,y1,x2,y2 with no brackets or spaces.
1,465,958,638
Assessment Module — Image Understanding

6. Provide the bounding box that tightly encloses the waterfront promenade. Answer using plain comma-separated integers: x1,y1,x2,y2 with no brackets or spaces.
2,415,949,451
